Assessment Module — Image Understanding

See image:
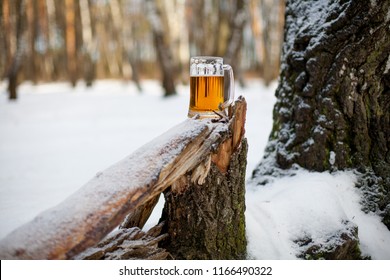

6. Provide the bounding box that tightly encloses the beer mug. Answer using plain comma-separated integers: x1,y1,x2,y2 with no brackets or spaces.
188,56,234,118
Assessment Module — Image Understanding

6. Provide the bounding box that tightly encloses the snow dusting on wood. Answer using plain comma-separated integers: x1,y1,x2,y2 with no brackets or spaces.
0,117,227,259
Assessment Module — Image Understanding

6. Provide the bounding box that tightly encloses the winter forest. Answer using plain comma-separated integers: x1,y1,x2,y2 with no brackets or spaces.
1,0,284,98
1,0,390,261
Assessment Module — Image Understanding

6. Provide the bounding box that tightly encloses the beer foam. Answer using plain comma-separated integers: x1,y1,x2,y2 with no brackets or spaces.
190,56,224,76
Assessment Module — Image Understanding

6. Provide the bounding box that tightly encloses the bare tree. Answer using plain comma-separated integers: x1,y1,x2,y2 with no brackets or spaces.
1,0,12,79
146,0,177,97
121,0,142,91
224,0,248,87
162,0,189,84
249,0,284,86
65,0,77,86
4,0,25,100
45,0,58,80
25,0,38,83
79,0,96,86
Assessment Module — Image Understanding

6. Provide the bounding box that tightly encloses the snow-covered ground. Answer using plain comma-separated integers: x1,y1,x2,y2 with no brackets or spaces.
0,79,389,259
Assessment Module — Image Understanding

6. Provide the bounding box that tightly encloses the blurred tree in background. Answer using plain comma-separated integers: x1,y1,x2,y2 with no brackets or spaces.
0,0,285,99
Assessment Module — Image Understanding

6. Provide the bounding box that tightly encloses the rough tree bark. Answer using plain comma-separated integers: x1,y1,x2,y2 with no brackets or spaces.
160,99,247,259
253,0,390,254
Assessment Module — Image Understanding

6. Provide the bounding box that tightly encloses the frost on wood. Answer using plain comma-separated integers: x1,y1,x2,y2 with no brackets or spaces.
253,0,390,230
0,115,228,259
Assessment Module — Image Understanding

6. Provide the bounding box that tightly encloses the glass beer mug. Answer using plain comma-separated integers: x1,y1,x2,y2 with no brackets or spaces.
188,56,234,118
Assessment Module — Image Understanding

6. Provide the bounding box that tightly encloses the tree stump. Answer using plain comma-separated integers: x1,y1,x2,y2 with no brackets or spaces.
160,98,248,259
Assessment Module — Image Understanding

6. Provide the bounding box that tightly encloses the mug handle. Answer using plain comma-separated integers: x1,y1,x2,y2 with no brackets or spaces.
222,64,235,110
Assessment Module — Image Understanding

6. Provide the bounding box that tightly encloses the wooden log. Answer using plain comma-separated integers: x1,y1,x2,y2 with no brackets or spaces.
0,97,247,260
160,98,248,259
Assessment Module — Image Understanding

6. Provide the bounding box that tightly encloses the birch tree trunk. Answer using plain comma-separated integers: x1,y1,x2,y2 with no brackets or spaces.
146,0,177,97
224,0,247,87
38,0,52,81
163,0,189,84
253,0,390,230
108,0,123,78
2,0,12,78
249,0,284,86
25,0,38,83
121,1,142,90
249,0,265,76
79,0,95,86
65,0,77,87
45,0,57,80
5,0,25,100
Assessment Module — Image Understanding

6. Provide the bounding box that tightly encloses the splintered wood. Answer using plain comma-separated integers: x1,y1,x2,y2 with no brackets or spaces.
75,223,169,260
0,97,247,260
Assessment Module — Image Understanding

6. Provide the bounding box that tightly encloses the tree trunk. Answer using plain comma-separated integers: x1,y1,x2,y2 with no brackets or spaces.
121,3,142,91
108,0,124,79
160,99,248,259
65,0,77,87
25,0,38,84
2,0,12,78
79,0,95,87
38,0,53,81
253,1,390,228
224,0,247,87
146,0,177,97
129,56,142,92
45,0,57,81
249,0,284,86
6,0,25,100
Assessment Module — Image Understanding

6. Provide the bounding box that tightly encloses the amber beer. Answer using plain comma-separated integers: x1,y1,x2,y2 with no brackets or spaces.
189,75,224,114
188,56,234,118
